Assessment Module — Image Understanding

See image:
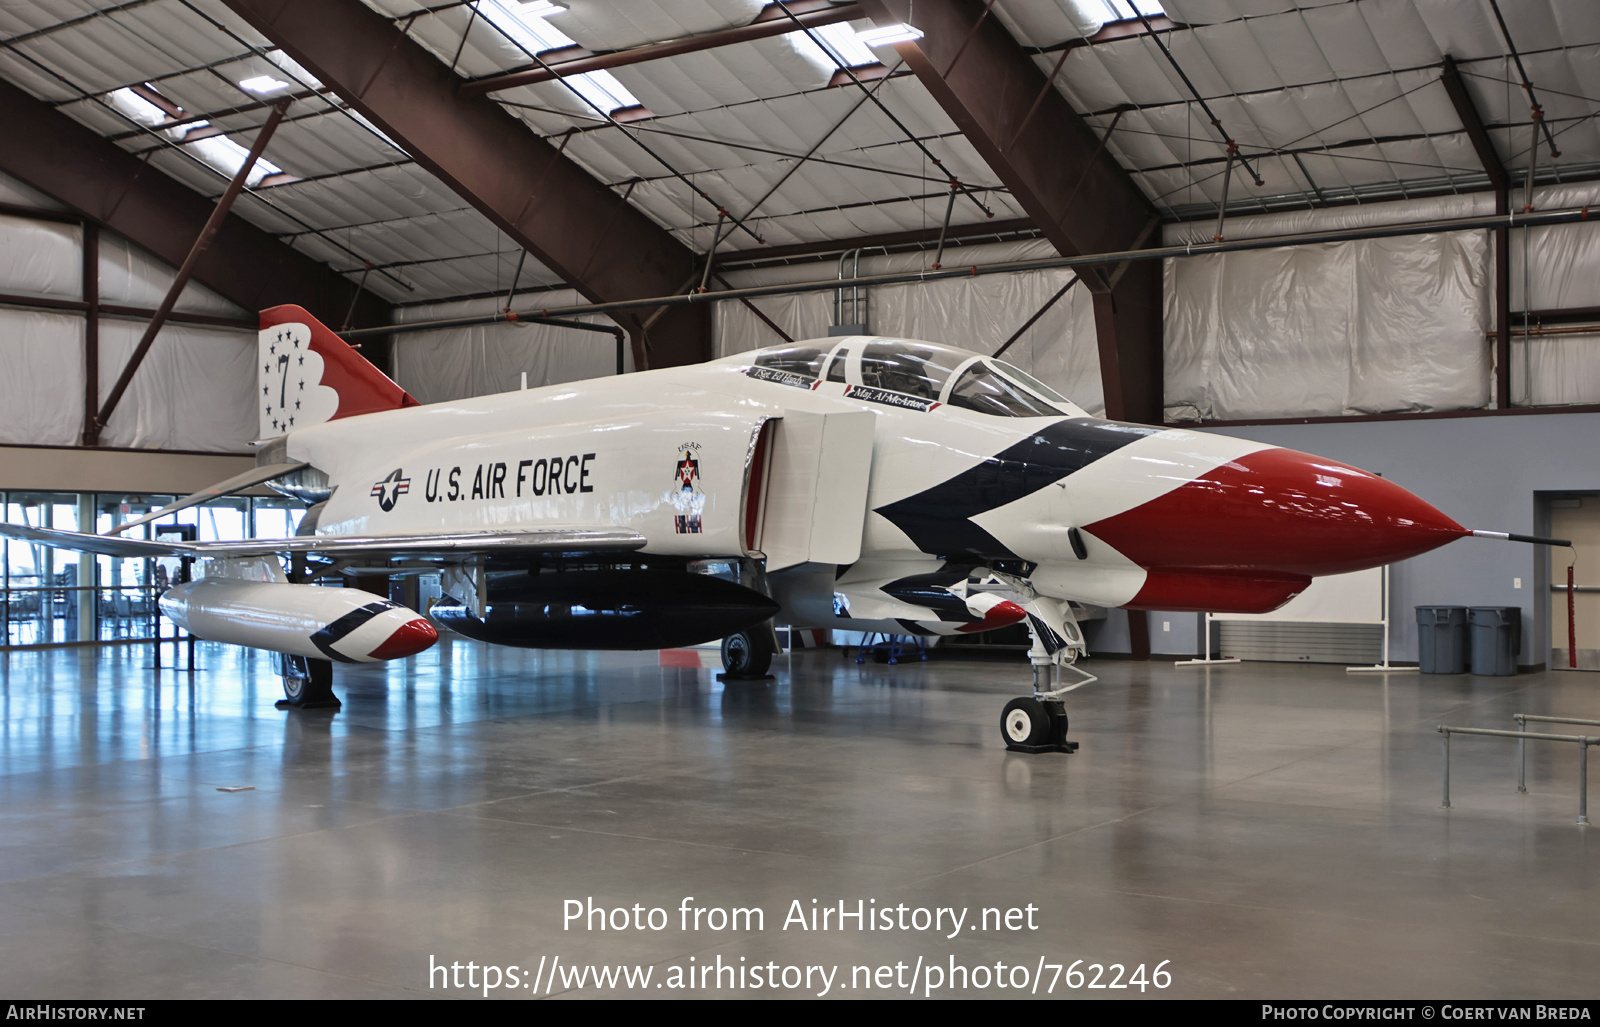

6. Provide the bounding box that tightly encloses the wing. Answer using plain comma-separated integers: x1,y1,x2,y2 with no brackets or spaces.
0,522,646,561
105,462,310,536
196,529,646,560
0,522,182,559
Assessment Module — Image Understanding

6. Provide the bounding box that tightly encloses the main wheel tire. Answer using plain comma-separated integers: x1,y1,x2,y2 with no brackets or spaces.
280,654,339,708
1001,696,1052,747
721,628,774,677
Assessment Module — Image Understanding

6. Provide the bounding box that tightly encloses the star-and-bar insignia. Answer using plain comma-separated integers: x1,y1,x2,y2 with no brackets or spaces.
370,469,411,512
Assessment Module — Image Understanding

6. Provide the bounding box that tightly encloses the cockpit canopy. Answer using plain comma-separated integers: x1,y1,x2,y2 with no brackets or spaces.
744,337,1085,418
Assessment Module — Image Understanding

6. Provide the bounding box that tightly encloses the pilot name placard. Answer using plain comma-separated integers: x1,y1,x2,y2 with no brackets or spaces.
418,454,596,505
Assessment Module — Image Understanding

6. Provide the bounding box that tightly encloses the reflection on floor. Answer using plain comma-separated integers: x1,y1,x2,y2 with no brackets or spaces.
0,637,1596,998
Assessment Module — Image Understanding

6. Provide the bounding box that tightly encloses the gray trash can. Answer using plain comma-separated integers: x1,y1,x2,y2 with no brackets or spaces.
1468,606,1521,676
1416,606,1468,673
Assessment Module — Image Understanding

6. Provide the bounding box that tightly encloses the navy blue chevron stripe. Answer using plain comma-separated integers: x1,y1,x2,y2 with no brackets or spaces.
873,418,1162,558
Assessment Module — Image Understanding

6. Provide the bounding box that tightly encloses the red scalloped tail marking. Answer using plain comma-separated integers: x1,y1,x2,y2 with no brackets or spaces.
261,303,419,421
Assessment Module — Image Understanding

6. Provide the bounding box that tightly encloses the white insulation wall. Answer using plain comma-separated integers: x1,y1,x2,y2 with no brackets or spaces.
1165,181,1600,421
714,239,1105,415
389,289,633,404
0,172,255,452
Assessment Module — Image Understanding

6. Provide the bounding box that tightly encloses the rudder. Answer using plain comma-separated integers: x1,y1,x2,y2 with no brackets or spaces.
258,304,417,439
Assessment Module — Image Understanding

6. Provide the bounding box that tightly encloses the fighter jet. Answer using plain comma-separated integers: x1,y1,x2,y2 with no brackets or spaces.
2,304,1517,749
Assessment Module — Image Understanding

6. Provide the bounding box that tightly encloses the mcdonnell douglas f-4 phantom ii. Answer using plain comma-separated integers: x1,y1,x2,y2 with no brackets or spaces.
1,304,1535,749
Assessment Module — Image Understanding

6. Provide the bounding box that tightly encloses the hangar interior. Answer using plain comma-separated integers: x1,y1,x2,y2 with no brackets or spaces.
2,0,1600,1000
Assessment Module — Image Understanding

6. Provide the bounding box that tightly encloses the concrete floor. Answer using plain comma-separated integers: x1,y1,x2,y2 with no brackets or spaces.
0,637,1596,1000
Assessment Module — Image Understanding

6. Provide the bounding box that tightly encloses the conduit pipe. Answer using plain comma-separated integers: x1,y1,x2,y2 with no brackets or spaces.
341,204,1600,340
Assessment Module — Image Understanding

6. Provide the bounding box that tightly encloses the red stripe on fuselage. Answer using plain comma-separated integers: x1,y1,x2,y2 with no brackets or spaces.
1084,446,1465,610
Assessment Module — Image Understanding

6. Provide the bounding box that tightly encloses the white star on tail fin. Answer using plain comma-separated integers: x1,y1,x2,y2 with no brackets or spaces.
257,304,419,441
259,321,337,440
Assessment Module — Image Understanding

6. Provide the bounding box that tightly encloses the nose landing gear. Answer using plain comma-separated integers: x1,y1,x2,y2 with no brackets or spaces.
1001,595,1092,754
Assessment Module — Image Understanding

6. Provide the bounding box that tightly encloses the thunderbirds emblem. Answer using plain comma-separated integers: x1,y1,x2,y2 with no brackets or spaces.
371,469,411,512
671,444,704,534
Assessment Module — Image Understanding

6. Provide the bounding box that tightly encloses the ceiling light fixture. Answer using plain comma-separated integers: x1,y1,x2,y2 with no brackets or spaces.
239,75,289,94
855,23,923,47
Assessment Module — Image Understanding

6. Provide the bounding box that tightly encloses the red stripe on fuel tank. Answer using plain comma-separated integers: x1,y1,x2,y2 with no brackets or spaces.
367,618,438,660
1084,446,1466,579
954,600,1028,633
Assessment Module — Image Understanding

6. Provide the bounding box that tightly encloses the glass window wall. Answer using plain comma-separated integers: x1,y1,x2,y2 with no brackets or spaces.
3,490,308,649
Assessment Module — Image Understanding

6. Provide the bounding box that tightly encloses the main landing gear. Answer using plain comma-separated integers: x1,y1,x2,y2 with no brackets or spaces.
276,653,341,710
1001,594,1094,754
719,626,777,680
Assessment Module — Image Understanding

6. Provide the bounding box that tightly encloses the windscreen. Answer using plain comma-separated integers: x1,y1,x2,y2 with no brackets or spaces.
993,360,1082,413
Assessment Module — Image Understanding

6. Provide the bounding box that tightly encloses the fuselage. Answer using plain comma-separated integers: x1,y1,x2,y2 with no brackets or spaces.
277,336,1465,621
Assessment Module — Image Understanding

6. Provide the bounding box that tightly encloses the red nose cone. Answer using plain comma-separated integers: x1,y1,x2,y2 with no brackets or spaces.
1084,446,1466,578
367,617,439,660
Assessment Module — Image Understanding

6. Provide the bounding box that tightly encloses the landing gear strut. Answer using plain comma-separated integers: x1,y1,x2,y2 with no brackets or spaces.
276,653,341,710
1000,593,1093,754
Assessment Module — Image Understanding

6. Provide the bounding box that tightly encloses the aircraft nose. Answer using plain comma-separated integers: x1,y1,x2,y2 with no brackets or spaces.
1084,446,1466,577
367,616,439,660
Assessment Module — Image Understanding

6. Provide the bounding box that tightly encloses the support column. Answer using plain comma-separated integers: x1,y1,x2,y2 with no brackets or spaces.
1092,262,1164,423
81,222,100,446
856,0,1163,422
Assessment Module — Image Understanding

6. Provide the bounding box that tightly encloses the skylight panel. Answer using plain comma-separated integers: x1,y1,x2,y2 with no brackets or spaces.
265,49,321,90
105,88,284,186
107,87,168,128
239,75,289,94
855,24,922,47
187,131,283,187
476,0,642,115
814,22,880,66
1099,0,1166,18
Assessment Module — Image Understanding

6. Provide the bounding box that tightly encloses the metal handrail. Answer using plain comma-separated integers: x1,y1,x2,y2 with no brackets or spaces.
1437,724,1596,825
1513,714,1600,792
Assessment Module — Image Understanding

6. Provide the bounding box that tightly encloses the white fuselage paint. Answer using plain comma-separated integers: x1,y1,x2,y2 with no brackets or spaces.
277,342,1261,628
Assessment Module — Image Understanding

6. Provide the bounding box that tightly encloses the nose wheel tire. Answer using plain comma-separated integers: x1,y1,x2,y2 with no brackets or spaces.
1002,697,1075,753
277,654,341,710
1002,697,1052,747
720,629,774,678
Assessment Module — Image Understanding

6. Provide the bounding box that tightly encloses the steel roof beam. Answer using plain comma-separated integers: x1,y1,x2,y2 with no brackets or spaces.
460,0,860,96
0,77,388,332
855,0,1161,422
1441,54,1512,410
718,217,1038,266
220,0,707,369
1440,55,1509,192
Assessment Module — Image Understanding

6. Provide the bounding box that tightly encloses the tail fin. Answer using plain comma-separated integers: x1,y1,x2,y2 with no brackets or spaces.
258,304,418,439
